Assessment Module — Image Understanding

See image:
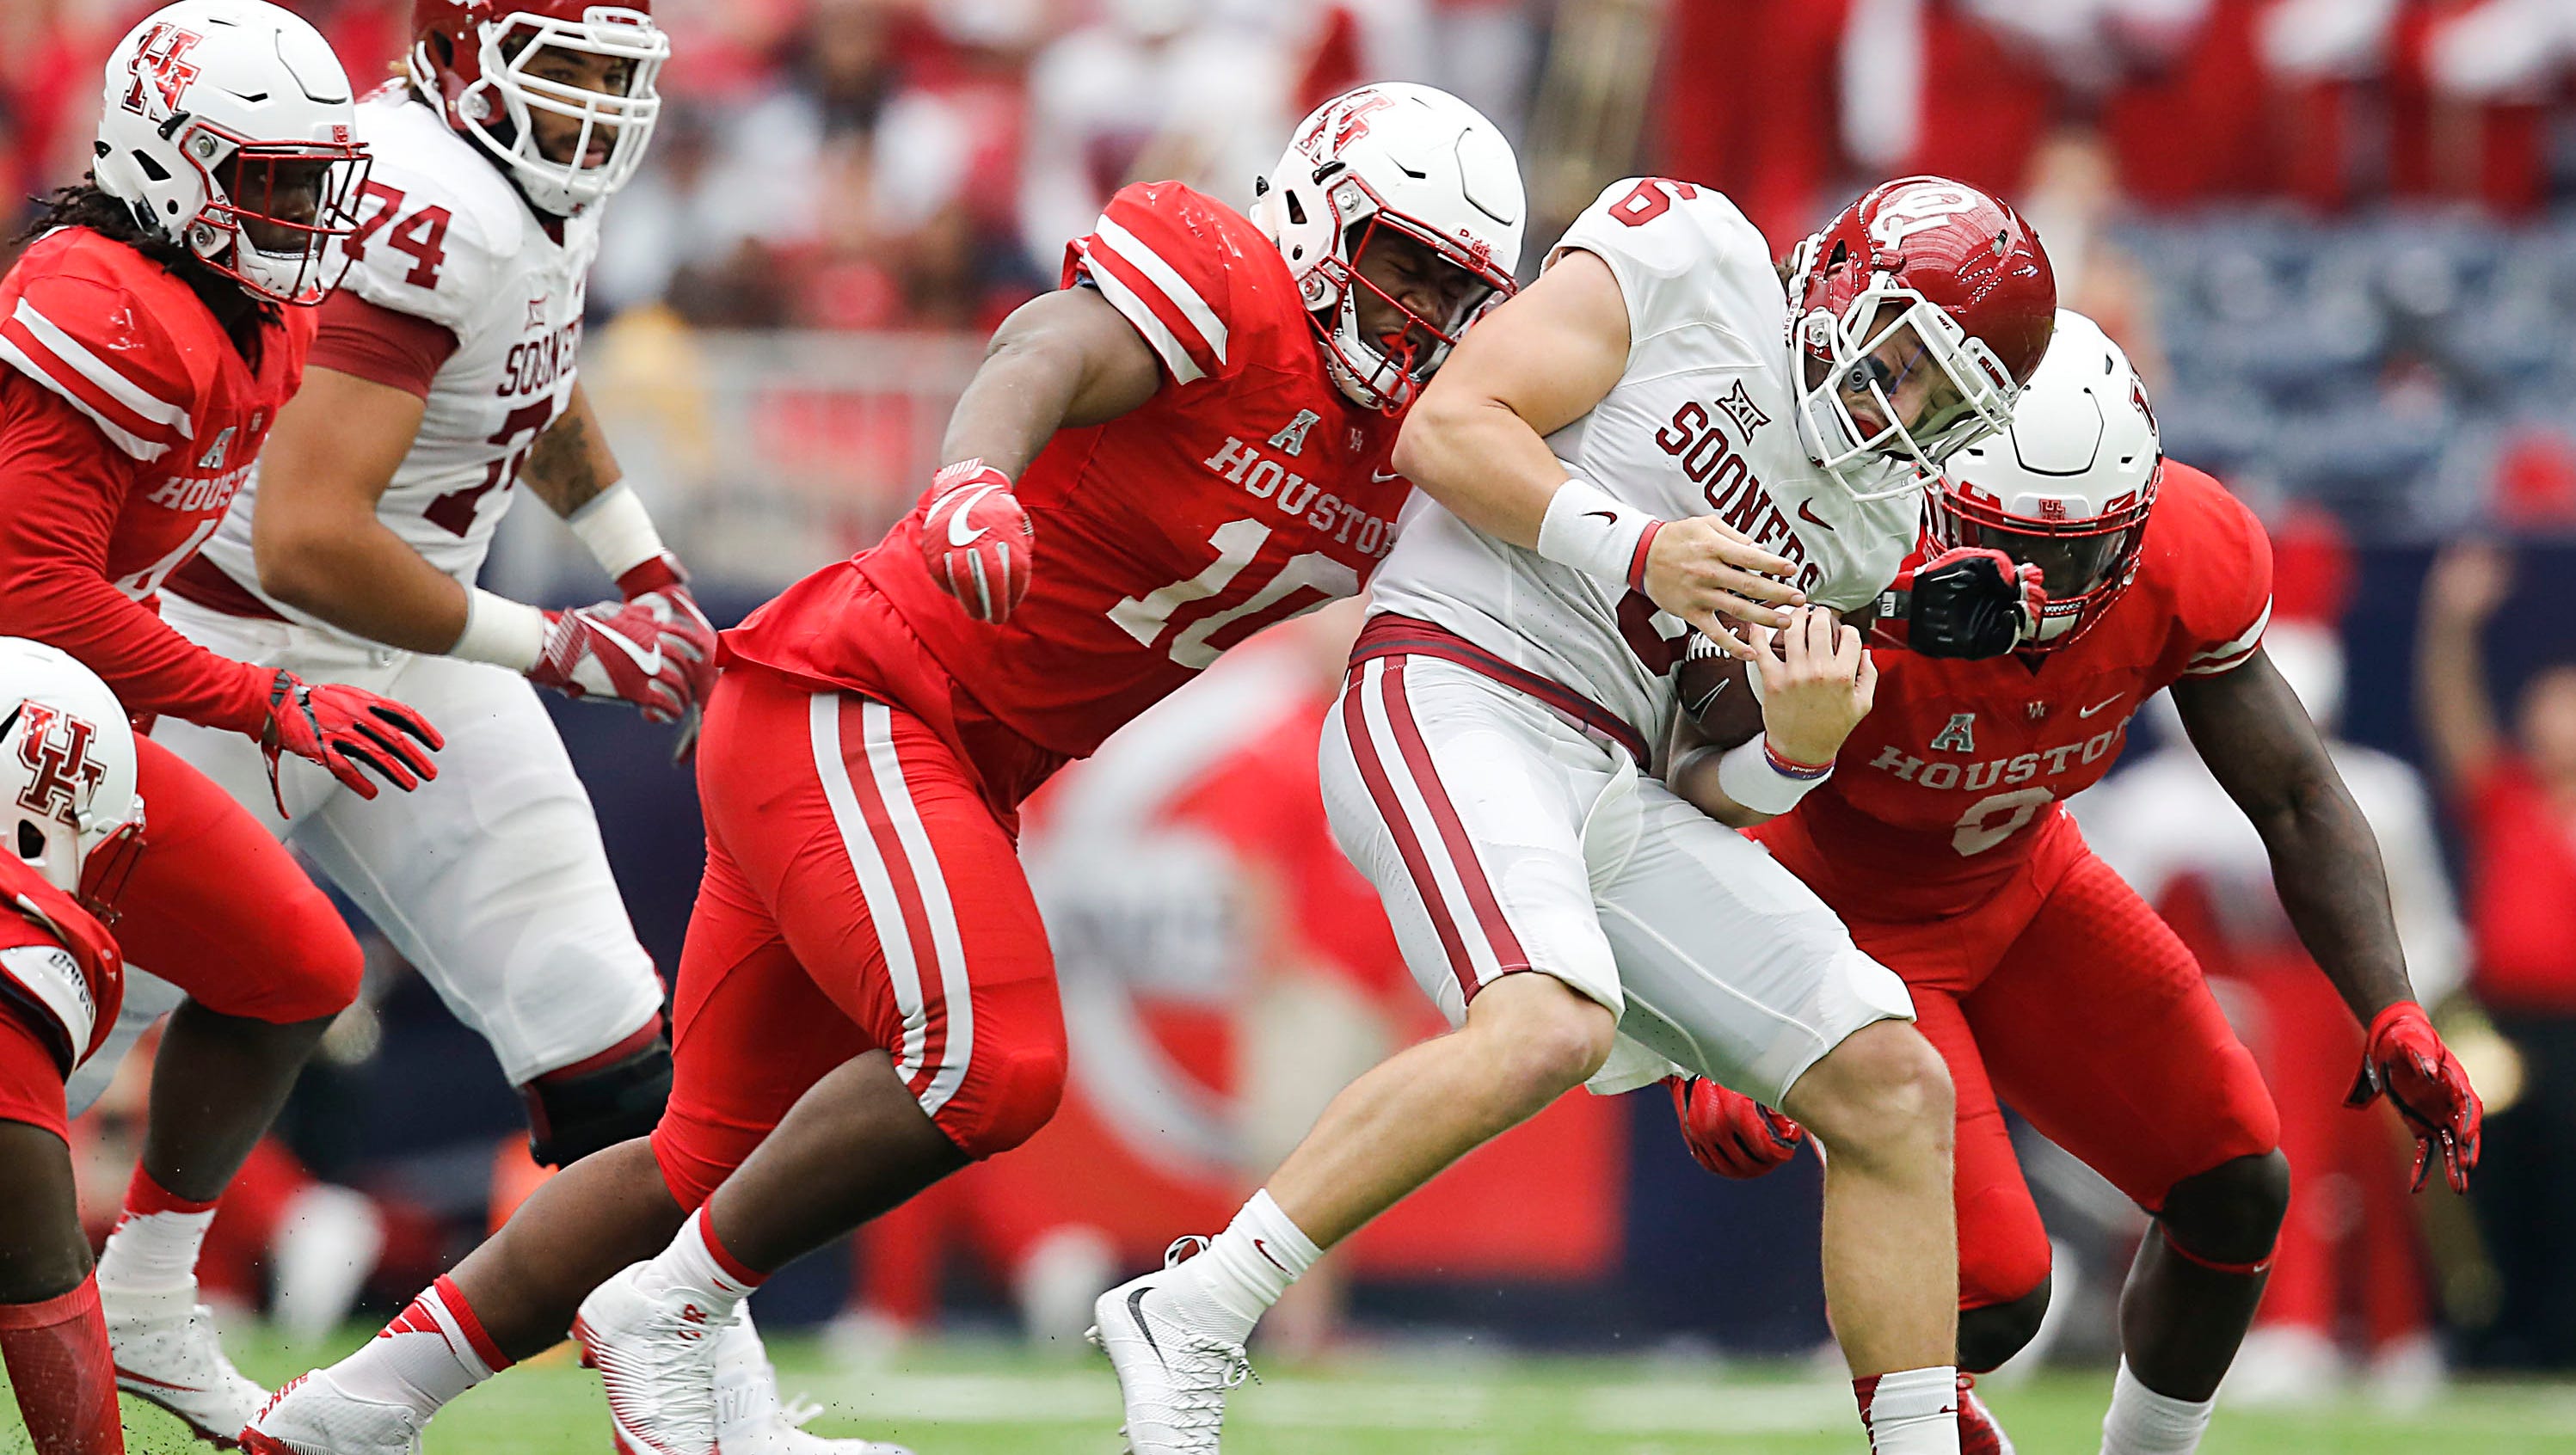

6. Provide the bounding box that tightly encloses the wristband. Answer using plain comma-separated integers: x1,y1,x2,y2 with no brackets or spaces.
565,481,667,582
1536,476,1662,590
448,587,547,672
1715,734,1833,816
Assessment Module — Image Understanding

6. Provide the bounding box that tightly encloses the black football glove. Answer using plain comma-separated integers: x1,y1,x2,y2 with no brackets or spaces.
1872,546,2044,660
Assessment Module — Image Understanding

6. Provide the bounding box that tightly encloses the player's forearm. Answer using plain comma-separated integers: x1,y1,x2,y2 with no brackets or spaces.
0,562,269,733
521,386,623,519
258,514,470,655
2252,778,2420,1023
1666,741,1769,828
1388,390,1568,549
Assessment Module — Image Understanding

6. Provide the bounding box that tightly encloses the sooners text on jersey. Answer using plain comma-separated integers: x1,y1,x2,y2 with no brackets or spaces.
726,181,1409,776
1791,461,2272,913
0,228,311,601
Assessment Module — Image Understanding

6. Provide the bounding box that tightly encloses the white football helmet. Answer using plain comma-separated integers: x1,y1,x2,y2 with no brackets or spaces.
1930,309,2161,649
92,0,369,305
0,641,143,914
1251,82,1524,413
409,0,670,218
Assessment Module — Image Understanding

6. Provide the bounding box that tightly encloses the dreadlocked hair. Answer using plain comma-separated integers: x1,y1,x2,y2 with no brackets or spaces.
17,180,280,369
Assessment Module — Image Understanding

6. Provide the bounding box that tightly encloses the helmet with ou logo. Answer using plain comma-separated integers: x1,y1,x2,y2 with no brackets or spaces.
410,0,669,218
91,0,371,306
1785,175,2056,500
1930,310,2161,652
0,640,144,918
1251,82,1525,414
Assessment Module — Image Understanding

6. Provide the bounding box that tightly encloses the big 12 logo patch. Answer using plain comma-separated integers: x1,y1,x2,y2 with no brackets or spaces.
13,702,106,827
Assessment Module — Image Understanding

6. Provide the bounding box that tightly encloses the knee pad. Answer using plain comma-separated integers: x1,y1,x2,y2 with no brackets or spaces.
941,1041,1067,1162
1958,1277,2051,1375
2158,1149,2290,1271
522,1036,673,1169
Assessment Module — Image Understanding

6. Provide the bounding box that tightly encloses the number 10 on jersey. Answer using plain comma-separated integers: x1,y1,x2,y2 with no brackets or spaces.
1109,518,1358,669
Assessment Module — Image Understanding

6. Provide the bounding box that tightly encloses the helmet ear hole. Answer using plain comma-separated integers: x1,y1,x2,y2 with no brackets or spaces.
1285,193,1306,227
16,820,44,862
133,152,170,183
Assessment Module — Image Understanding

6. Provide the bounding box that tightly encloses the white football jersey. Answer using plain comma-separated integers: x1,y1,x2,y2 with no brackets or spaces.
198,88,600,640
1368,178,1921,763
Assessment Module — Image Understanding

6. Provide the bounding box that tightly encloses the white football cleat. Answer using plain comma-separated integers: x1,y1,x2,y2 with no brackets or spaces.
713,1308,915,1455
1089,1242,1253,1455
571,1263,722,1455
104,1283,271,1448
238,1372,423,1455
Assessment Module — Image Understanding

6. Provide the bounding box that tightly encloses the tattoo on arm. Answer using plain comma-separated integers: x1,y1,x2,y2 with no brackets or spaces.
523,408,610,516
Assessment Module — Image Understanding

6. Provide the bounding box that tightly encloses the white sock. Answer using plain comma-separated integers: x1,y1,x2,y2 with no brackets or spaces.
97,1207,216,1298
1177,1189,1321,1345
328,1277,505,1421
2101,1359,2215,1455
1859,1366,1961,1455
635,1208,765,1321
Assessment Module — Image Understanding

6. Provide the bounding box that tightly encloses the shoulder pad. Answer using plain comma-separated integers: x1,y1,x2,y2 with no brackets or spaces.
337,96,518,332
2157,464,2274,678
0,240,205,463
1552,178,1777,361
1063,181,1251,387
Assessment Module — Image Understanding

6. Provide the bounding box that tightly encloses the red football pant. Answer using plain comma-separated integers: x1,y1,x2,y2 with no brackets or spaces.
1758,812,2280,1310
649,666,1066,1209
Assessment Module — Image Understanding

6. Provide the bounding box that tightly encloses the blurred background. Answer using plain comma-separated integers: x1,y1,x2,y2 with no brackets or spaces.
10,0,2576,1428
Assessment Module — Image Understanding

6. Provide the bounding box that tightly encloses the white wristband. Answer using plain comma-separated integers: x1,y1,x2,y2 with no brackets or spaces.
1714,735,1834,817
565,481,667,581
449,587,548,672
1535,476,1662,590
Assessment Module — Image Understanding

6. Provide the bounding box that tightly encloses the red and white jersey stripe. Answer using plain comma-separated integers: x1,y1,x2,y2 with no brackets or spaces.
1066,183,1238,386
808,693,975,1120
0,297,194,463
2182,598,2271,677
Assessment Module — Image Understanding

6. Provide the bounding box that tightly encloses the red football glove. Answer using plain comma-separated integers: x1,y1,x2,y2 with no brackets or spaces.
614,552,719,715
1871,545,2045,660
261,670,444,815
919,459,1035,624
1668,1074,1807,1179
2347,1001,2483,1193
527,594,701,723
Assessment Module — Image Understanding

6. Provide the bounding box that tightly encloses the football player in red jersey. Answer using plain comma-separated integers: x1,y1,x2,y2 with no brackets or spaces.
1665,312,2481,1455
0,642,144,1455
0,3,446,1444
246,81,1542,1455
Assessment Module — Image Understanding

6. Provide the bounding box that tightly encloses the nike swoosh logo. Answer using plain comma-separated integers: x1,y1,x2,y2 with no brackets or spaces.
1252,1237,1292,1275
593,627,664,677
114,1366,206,1394
1374,468,1405,483
1585,510,1618,523
1127,1287,1168,1371
2078,695,2124,717
944,483,1005,547
1795,500,1835,532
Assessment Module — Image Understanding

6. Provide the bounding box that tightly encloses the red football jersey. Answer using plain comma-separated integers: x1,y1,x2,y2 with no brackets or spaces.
1784,462,2272,917
0,227,314,732
724,182,1409,780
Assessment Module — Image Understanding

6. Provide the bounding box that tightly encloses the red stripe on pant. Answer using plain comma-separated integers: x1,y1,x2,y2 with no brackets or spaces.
833,697,953,1105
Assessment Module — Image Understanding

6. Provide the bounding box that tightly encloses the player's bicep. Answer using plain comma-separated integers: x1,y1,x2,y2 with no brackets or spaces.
251,368,425,581
1424,249,1631,439
2169,648,2336,821
987,285,1163,429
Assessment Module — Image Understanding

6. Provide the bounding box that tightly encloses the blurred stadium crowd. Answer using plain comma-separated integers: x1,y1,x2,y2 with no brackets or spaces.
11,0,2576,1415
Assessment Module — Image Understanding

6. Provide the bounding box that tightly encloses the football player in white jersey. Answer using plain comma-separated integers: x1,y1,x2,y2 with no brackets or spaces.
1098,176,2056,1455
58,3,896,1452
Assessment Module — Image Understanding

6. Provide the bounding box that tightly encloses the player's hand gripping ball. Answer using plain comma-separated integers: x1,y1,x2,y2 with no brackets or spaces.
1668,1074,1805,1179
2348,1001,2483,1193
921,460,1036,624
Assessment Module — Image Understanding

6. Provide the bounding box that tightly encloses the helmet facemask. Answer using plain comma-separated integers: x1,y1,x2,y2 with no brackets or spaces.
177,126,371,304
1311,182,1515,414
1794,282,2020,501
424,7,667,218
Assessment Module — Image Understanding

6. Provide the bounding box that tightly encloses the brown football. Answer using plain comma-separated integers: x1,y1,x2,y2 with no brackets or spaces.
1676,629,1762,748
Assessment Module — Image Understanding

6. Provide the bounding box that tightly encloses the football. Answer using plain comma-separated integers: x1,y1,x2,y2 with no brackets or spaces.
1676,629,1763,748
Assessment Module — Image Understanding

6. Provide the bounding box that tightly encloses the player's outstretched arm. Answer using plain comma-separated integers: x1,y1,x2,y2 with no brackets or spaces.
254,365,472,654
1392,249,1801,654
940,285,1164,478
2173,648,2482,1190
2412,541,2511,791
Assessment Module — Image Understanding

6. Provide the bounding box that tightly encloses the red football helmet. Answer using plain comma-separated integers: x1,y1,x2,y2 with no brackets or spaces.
1929,310,2161,652
1786,175,2056,499
409,0,666,217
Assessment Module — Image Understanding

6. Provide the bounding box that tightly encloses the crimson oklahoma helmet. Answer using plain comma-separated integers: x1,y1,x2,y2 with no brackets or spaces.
1785,175,2056,500
409,0,667,217
1930,310,2161,652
